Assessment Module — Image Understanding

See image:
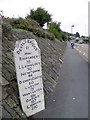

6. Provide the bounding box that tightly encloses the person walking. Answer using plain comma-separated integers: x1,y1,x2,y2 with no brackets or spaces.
71,42,74,49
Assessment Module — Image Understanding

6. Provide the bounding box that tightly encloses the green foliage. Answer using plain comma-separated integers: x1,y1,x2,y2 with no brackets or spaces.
31,28,55,40
48,22,61,32
8,17,55,40
9,17,28,30
48,22,62,40
61,32,67,41
2,22,12,33
26,7,52,27
76,39,79,42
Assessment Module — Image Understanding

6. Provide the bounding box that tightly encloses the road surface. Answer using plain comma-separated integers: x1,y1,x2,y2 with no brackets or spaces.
74,43,88,62
34,42,88,118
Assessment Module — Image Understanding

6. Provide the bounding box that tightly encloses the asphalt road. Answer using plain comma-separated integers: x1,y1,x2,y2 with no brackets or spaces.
74,43,88,62
34,42,88,118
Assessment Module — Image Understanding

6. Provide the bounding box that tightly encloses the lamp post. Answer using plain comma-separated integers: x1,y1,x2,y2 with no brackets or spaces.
71,25,74,34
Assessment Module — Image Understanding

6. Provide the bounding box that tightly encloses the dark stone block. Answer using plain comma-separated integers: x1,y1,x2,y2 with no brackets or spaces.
2,106,12,118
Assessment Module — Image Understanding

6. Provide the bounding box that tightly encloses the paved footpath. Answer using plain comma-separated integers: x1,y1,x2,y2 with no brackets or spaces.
34,42,88,118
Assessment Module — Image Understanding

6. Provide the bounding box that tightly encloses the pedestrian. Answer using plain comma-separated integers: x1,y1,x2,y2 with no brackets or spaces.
71,42,74,49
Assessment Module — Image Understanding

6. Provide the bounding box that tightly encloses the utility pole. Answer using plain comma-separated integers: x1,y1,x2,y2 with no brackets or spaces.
71,25,74,34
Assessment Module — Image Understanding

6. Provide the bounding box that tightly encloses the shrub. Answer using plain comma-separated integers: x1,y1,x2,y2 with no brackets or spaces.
76,39,79,42
2,22,12,33
9,17,28,30
61,32,67,41
8,17,55,40
48,22,61,40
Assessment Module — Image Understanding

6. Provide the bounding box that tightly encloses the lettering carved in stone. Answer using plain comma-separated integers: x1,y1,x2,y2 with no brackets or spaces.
14,39,45,116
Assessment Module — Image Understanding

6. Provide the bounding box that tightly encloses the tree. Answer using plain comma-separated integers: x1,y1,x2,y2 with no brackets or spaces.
48,22,61,39
76,32,80,38
26,7,52,27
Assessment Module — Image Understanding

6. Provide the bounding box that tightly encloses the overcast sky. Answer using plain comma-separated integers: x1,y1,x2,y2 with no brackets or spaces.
0,0,89,36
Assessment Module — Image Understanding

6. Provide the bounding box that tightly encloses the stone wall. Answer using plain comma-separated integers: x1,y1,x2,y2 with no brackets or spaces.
1,22,67,118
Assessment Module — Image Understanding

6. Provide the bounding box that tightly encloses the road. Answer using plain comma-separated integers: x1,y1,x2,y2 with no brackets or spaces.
34,42,88,118
74,43,88,62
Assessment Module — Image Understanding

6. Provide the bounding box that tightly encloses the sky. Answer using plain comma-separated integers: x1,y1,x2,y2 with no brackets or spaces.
0,0,89,36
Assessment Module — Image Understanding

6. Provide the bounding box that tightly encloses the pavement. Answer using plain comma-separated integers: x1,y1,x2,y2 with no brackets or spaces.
34,42,88,118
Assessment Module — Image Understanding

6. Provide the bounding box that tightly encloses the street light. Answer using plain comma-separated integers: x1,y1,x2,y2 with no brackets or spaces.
71,25,74,34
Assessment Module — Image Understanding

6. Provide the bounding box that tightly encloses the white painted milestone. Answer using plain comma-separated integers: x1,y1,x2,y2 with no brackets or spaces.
13,39,45,117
